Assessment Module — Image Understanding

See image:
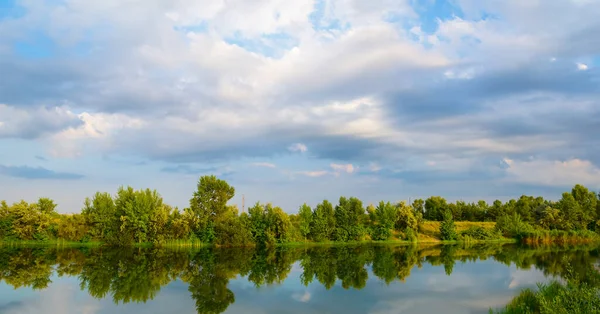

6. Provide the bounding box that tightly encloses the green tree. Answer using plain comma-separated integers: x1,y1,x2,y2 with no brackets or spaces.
82,192,117,241
297,203,313,241
424,196,448,221
439,210,457,241
372,201,396,240
115,187,164,245
395,201,418,232
189,175,235,242
334,197,365,242
311,200,335,241
571,184,597,229
557,192,585,230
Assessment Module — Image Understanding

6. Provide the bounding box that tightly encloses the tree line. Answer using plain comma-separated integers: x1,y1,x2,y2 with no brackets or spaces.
1,175,599,246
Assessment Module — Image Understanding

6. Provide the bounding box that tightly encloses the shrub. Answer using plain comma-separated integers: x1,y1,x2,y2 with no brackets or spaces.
495,213,534,239
404,228,418,242
460,226,501,240
440,210,457,241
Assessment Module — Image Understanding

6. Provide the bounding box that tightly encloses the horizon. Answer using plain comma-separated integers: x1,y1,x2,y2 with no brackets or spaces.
1,0,599,213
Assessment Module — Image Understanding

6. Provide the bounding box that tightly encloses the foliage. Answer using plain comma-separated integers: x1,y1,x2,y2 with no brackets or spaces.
493,261,600,314
297,203,313,241
334,197,365,242
2,180,600,246
495,213,534,239
371,201,396,240
459,226,502,241
439,210,458,241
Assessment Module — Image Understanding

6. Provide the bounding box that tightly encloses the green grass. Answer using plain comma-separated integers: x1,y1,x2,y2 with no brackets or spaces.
0,239,103,247
491,279,600,314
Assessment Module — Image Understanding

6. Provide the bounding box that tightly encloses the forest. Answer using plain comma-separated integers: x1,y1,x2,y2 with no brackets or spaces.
1,175,600,246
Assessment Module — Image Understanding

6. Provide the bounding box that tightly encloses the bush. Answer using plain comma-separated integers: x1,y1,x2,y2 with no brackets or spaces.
460,226,502,240
440,210,457,241
495,213,534,239
404,228,418,242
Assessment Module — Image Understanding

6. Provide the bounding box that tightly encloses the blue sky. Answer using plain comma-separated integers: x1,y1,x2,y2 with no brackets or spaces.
1,0,599,213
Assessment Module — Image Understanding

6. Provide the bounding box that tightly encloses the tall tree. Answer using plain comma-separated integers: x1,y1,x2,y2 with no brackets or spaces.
189,175,235,242
297,203,313,241
372,201,396,240
571,184,597,229
334,197,364,242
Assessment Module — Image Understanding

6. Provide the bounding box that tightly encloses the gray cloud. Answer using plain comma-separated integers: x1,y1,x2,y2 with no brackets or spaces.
0,165,84,180
0,104,83,139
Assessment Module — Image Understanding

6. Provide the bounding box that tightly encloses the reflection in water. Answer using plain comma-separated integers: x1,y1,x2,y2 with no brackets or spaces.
0,244,599,313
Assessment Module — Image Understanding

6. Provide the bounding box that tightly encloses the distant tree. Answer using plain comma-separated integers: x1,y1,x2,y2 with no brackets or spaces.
82,192,117,241
424,196,448,221
411,199,425,216
557,192,585,230
297,203,313,241
571,184,597,229
439,210,457,241
372,201,396,240
334,197,365,242
395,201,418,232
311,200,335,242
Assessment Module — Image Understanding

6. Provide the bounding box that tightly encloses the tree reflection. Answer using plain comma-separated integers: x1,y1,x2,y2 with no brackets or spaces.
0,243,598,314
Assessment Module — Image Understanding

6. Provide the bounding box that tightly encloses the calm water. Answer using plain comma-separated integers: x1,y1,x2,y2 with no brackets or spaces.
0,244,598,314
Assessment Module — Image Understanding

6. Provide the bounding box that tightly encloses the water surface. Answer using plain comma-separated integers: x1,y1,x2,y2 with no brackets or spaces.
0,244,598,314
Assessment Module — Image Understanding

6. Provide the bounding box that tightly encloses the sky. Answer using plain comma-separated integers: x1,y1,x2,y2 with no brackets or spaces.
0,0,599,213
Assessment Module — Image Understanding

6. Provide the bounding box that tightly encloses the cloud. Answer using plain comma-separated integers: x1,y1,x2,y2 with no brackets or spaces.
288,143,308,153
330,163,355,174
0,104,83,139
251,162,277,168
502,158,600,188
1,0,600,206
292,291,311,303
0,165,84,180
160,164,234,177
297,170,329,177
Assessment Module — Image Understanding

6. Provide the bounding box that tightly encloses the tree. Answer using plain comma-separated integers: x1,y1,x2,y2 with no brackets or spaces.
311,200,335,242
439,210,457,241
395,201,418,232
571,184,597,229
36,198,57,214
298,203,313,241
557,192,586,230
334,197,365,242
372,201,396,240
424,196,448,221
515,195,535,224
115,186,164,245
189,175,235,242
411,199,425,216
82,192,117,241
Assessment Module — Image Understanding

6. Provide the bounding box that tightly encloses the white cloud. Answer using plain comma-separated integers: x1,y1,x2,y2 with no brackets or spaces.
502,158,600,187
330,163,355,174
292,291,311,303
251,162,277,168
577,62,589,70
288,143,308,153
298,170,328,177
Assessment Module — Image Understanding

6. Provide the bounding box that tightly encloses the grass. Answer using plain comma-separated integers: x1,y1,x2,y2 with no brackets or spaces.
0,239,103,248
1,222,597,247
491,273,600,313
